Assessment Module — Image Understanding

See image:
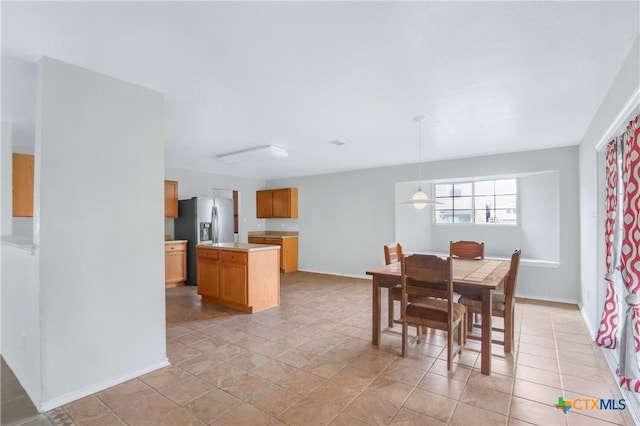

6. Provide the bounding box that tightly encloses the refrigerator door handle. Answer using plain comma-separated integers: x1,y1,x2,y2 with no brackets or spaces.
212,206,218,243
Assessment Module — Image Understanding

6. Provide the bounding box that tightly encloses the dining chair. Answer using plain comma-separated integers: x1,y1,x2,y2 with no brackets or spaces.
400,254,466,370
450,240,485,260
384,243,403,327
458,249,521,352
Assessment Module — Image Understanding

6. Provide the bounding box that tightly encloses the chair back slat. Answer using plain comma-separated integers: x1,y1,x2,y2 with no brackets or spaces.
384,242,403,265
504,249,521,301
450,240,485,260
401,254,454,310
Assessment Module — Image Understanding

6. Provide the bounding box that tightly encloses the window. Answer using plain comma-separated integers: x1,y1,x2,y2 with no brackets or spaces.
434,179,517,225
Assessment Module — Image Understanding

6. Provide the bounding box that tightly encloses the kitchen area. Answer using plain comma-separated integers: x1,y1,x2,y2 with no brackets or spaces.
163,180,299,314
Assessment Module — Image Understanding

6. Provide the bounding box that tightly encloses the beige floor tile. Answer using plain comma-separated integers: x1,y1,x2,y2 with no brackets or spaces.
276,369,326,396
377,362,427,387
449,401,508,425
515,364,562,388
157,375,214,406
197,363,246,387
429,359,473,382
278,397,342,425
509,396,568,425
307,381,360,412
460,382,512,415
219,373,272,400
466,370,514,394
343,393,402,425
251,358,298,383
148,406,205,426
302,354,351,379
210,402,274,425
79,412,127,426
64,396,111,424
512,379,562,405
328,412,370,425
517,352,559,372
227,351,271,371
139,364,193,390
246,384,302,417
96,379,155,411
417,372,467,400
186,388,242,423
390,407,447,425
328,365,378,392
108,391,178,426
403,388,457,423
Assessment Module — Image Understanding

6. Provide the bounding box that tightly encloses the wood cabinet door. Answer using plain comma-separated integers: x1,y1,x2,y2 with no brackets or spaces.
12,153,34,217
272,188,298,218
220,261,247,305
256,190,273,218
164,180,178,218
197,257,219,297
165,250,186,286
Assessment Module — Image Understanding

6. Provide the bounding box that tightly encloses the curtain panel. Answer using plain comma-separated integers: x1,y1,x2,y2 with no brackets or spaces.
619,115,640,392
596,139,620,349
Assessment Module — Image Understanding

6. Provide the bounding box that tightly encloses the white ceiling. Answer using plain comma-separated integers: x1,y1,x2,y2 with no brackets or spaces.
2,1,639,180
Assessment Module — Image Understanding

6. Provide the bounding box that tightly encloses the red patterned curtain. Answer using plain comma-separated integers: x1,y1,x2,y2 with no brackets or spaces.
619,115,640,392
596,140,620,349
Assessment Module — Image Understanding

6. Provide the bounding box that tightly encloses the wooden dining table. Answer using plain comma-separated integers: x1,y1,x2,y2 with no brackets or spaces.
366,257,510,375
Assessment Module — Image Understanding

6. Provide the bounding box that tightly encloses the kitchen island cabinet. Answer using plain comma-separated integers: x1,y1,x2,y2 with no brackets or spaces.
196,243,280,313
248,231,298,273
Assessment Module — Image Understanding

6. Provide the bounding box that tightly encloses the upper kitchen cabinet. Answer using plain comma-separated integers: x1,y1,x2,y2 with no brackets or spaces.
256,188,298,218
12,153,34,217
164,180,179,218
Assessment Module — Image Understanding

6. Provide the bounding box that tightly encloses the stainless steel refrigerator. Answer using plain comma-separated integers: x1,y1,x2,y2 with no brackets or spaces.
175,196,235,285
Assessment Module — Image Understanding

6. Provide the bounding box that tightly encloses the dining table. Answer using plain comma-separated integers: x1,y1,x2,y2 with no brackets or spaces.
366,256,510,375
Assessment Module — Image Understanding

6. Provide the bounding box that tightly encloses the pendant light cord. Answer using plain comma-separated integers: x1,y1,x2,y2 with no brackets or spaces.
414,116,425,188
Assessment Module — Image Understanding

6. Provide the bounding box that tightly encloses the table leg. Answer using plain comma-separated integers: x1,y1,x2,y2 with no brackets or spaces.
372,276,381,346
480,287,493,375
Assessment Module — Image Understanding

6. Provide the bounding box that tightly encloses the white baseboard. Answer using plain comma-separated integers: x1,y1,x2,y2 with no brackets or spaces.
39,358,170,412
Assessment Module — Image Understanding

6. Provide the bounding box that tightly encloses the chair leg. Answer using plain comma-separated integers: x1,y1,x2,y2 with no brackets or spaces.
388,289,394,328
467,310,474,335
447,326,453,371
402,320,408,357
504,311,513,353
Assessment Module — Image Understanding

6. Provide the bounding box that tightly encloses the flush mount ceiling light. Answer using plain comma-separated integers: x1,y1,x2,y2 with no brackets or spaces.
400,116,442,209
217,145,288,164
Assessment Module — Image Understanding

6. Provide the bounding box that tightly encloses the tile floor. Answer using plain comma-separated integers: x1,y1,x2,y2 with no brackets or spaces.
2,271,636,425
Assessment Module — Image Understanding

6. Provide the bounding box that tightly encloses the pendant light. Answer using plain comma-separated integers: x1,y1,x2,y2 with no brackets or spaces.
401,115,441,209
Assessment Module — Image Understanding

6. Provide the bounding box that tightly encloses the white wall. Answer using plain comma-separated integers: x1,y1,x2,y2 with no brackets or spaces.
269,145,580,303
579,36,640,336
164,167,265,242
30,57,166,410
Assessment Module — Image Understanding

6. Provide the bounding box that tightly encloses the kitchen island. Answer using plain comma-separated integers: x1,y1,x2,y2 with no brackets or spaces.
196,243,280,313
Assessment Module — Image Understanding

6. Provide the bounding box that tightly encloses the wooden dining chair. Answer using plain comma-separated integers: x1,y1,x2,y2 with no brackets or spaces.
384,243,403,327
450,240,485,260
400,254,466,370
458,249,521,352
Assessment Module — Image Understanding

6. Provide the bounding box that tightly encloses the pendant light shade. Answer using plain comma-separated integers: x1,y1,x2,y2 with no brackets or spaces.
401,116,442,208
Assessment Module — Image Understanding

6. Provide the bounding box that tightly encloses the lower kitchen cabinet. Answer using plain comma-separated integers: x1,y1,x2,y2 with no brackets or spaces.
165,241,187,288
219,251,248,305
196,244,280,313
196,247,219,296
248,235,298,273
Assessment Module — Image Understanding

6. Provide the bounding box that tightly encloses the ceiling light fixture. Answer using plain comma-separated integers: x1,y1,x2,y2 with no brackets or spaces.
401,116,442,209
217,145,288,164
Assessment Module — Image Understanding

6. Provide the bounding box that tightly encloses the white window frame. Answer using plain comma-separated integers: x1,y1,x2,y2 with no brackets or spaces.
434,178,518,226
